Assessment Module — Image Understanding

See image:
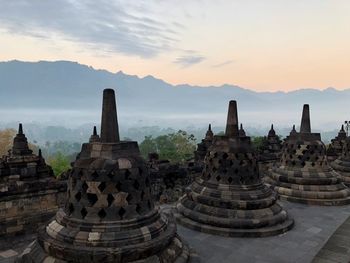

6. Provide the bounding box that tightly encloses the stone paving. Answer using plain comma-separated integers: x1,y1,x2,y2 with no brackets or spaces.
2,200,350,262
313,214,350,262
173,200,350,263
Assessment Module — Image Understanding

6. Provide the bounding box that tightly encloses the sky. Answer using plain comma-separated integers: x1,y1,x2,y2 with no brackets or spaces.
0,0,350,91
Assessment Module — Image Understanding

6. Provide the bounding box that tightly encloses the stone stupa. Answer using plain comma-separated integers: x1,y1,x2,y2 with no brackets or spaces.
194,124,214,165
258,124,283,174
265,105,350,205
18,89,193,263
0,124,66,238
331,137,350,186
175,100,294,237
327,125,347,162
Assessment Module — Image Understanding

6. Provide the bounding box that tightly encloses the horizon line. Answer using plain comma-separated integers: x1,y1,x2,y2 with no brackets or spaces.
1,59,349,94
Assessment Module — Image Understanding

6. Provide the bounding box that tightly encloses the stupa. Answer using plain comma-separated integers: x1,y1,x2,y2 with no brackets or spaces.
175,100,293,237
194,124,213,165
18,89,193,262
237,123,246,137
327,125,347,162
331,137,350,186
265,105,350,205
0,124,66,237
258,124,283,173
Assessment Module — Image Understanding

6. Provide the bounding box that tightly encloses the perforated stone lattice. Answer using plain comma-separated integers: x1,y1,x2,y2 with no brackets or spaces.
203,150,259,185
342,139,350,161
65,159,153,221
280,140,328,169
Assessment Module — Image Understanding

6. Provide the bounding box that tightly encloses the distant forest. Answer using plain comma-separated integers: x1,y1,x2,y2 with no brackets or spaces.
0,124,341,177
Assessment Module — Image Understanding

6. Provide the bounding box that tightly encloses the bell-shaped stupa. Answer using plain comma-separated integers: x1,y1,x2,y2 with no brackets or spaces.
18,89,193,262
258,124,283,173
327,125,347,162
175,100,293,237
265,105,350,205
331,137,350,186
194,124,214,165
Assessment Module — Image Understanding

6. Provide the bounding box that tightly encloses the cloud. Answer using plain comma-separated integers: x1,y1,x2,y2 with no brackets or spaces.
174,55,205,68
0,0,184,58
212,60,234,68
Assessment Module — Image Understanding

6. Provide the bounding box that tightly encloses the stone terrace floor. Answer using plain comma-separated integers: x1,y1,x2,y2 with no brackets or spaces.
165,201,350,263
1,200,350,263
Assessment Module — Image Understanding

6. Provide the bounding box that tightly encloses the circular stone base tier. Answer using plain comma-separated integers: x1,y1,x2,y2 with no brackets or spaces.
175,210,293,238
175,179,294,238
17,234,193,263
265,167,350,206
16,209,194,263
331,159,350,187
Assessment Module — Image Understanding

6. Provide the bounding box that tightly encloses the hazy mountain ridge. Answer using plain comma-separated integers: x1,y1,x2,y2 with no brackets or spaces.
0,60,348,130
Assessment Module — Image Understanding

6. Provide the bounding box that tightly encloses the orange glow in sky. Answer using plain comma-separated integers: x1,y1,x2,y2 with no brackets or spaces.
0,1,349,91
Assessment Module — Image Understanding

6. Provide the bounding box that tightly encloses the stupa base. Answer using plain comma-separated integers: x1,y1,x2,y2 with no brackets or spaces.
174,210,294,238
276,192,350,206
16,234,196,263
331,160,350,187
265,168,350,206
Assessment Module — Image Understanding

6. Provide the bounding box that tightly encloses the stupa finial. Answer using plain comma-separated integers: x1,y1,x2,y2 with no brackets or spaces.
300,104,311,133
18,123,23,135
100,89,120,143
225,100,239,138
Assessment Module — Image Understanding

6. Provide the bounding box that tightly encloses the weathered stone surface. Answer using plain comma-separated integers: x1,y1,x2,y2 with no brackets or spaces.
265,105,350,205
0,124,66,239
176,100,293,237
17,89,193,263
331,137,350,186
147,153,194,204
258,124,283,175
194,124,213,167
327,125,347,162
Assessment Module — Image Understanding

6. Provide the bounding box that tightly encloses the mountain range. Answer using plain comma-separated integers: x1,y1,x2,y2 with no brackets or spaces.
0,60,348,131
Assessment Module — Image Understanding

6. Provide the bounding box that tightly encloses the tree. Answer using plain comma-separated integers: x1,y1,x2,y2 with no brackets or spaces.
139,135,158,157
251,136,265,151
0,128,16,156
47,152,71,177
139,130,196,163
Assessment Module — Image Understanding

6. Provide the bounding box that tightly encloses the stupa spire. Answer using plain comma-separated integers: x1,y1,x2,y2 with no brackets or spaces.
239,123,246,137
89,125,100,143
225,100,239,138
300,104,311,133
205,123,214,140
12,123,32,156
18,123,23,134
100,89,120,143
268,124,276,137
